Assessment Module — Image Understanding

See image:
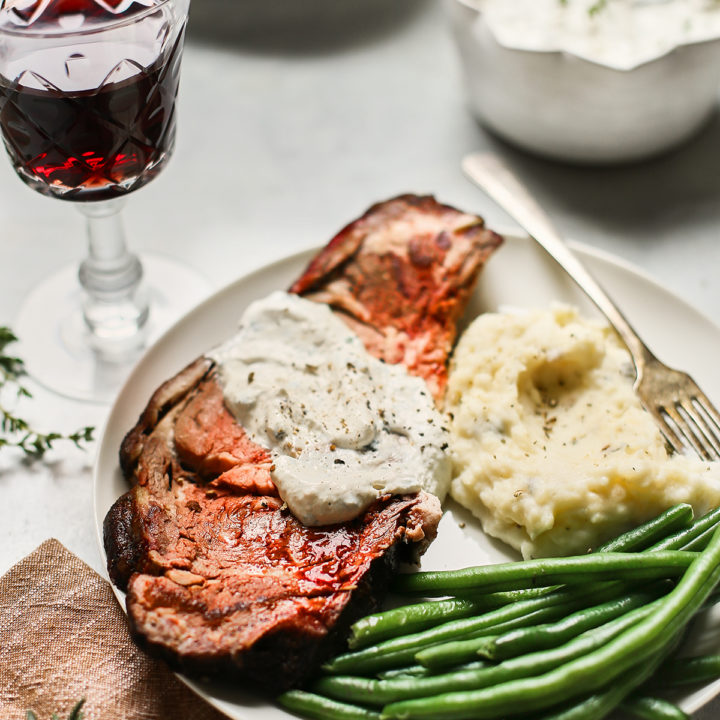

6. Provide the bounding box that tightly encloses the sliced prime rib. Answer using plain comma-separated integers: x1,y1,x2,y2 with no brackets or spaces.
104,194,502,692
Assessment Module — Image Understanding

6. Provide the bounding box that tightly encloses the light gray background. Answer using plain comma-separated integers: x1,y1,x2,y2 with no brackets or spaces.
1,2,719,717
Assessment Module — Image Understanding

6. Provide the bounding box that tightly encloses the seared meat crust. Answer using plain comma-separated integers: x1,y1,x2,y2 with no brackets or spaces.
104,195,501,692
291,194,502,401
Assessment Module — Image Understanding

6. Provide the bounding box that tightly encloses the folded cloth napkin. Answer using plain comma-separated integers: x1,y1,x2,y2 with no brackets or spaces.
0,539,228,720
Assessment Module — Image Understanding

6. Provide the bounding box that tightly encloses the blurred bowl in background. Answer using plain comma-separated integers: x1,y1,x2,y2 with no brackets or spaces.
444,0,720,165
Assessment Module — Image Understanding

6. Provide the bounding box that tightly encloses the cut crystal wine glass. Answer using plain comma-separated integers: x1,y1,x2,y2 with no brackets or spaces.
0,0,208,402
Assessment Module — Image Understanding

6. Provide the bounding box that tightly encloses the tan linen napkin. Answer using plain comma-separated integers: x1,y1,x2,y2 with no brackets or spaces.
0,539,228,720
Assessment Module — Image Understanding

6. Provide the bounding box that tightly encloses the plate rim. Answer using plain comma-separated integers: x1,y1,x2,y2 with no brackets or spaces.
92,232,720,718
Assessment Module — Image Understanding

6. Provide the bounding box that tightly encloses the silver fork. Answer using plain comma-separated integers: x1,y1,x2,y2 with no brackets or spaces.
462,151,720,461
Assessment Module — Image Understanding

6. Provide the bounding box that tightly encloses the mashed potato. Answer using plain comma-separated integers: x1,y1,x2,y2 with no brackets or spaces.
447,305,720,559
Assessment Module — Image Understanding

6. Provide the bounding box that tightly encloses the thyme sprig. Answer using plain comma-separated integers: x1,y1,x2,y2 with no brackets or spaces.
26,699,85,720
0,327,94,458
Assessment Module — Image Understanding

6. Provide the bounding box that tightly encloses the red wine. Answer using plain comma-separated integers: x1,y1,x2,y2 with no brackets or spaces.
8,0,153,25
0,26,185,201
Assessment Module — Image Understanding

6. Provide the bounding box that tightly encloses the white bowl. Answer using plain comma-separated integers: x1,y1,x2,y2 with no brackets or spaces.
444,0,720,164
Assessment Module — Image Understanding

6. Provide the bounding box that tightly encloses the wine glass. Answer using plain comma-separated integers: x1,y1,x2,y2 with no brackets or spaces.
0,0,208,402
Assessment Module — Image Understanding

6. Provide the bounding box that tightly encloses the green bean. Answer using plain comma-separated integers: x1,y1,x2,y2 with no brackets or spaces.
457,505,695,602
349,594,519,650
649,506,720,551
326,579,625,676
353,580,617,652
349,599,482,650
353,507,695,650
657,653,720,686
325,600,578,675
416,590,656,669
331,576,670,676
325,586,598,675
535,646,672,720
621,696,689,720
416,593,661,671
482,590,659,661
412,600,591,671
376,661,487,680
680,523,719,552
381,527,720,719
376,665,428,680
315,599,662,707
277,690,380,720
413,634,500,671
456,504,693,599
597,504,694,552
391,551,696,596
534,687,631,720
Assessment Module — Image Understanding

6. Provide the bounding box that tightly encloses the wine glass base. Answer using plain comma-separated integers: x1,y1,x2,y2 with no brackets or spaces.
15,254,212,404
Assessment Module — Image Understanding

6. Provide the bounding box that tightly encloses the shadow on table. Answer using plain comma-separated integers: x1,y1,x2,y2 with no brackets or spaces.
187,0,431,55
473,109,720,240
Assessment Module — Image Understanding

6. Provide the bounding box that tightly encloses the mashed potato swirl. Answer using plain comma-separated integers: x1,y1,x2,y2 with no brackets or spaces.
447,305,720,559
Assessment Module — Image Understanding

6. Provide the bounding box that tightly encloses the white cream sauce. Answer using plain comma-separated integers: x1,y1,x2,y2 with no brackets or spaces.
476,0,720,70
209,292,450,526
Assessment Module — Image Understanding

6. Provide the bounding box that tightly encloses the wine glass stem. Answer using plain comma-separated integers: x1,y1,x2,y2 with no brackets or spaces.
77,199,149,352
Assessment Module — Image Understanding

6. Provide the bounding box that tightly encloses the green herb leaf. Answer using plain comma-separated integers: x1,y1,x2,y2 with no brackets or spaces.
25,700,84,720
66,700,85,720
0,327,94,459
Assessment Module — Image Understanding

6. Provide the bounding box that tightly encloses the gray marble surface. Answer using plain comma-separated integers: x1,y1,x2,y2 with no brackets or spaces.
0,1,719,717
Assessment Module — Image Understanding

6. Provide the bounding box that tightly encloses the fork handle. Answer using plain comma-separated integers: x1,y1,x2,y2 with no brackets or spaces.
462,152,654,373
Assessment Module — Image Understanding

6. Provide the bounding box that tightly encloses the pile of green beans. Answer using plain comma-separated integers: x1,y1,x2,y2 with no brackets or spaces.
277,504,720,720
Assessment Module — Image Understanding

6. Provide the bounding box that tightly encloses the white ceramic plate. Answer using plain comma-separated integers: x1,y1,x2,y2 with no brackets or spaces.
93,234,720,718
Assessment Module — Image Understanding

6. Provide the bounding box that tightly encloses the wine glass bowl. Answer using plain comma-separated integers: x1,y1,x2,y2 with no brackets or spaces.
0,0,186,201
0,0,207,402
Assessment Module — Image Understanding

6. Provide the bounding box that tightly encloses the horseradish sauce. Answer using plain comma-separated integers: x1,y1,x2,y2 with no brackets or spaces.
210,292,450,526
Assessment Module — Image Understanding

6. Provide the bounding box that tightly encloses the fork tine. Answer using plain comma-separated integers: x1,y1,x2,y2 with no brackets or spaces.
689,393,720,459
658,403,710,459
691,387,720,436
644,403,689,457
674,402,720,461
